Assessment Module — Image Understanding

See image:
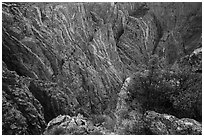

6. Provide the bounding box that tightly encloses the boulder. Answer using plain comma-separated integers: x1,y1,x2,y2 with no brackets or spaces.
144,111,202,135
44,114,115,135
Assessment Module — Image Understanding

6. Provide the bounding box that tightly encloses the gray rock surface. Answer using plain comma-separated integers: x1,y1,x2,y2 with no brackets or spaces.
144,111,202,135
44,114,115,135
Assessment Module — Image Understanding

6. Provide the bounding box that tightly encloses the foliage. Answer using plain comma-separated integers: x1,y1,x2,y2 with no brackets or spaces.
115,110,146,135
114,51,201,135
90,113,116,132
137,54,202,121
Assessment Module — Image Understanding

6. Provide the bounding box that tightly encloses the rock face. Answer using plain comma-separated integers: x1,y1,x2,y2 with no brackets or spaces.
2,62,46,134
147,2,202,63
2,61,80,134
28,79,77,123
2,2,202,135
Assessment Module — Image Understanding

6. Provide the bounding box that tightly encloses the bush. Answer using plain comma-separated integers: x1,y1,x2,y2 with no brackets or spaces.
115,51,202,134
132,54,202,121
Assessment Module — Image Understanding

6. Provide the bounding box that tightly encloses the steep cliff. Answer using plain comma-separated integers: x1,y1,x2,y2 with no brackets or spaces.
2,2,202,135
2,62,46,134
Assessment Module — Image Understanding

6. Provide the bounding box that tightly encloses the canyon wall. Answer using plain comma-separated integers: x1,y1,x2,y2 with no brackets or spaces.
2,2,202,134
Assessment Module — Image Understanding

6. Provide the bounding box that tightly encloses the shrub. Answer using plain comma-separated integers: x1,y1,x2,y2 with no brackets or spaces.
132,54,202,121
45,126,67,135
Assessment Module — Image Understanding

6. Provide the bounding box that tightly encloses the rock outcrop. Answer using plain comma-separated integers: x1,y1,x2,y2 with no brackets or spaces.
144,111,202,135
2,62,78,134
44,114,115,135
2,62,46,134
28,79,77,123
